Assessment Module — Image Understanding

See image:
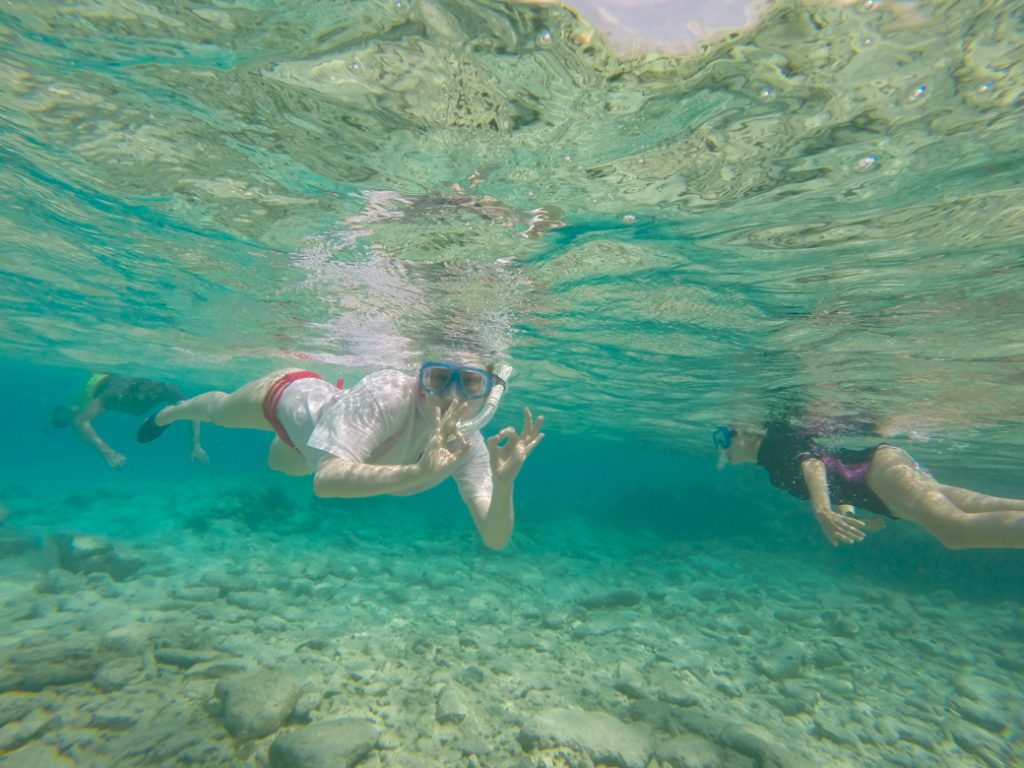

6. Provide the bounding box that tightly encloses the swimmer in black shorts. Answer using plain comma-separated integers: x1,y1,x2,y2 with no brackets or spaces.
714,422,1024,550
53,374,207,468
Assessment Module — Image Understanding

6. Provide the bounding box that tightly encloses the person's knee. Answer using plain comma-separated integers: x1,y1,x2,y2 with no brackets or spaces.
934,531,973,550
930,519,979,550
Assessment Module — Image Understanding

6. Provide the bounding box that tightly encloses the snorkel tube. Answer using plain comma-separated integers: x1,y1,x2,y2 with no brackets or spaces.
457,364,512,433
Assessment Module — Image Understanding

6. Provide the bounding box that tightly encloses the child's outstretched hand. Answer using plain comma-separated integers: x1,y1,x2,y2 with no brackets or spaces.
487,408,544,484
815,505,866,546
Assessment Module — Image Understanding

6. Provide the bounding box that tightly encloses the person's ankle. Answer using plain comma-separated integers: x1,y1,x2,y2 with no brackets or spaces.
154,405,175,426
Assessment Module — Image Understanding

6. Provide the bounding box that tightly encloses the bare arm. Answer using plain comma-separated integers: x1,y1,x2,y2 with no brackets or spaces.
466,408,545,551
73,399,126,468
313,403,467,499
467,480,514,551
801,457,864,546
189,420,209,464
313,457,437,498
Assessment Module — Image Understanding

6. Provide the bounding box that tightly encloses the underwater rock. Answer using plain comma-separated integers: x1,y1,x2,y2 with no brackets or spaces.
0,531,35,557
226,590,271,612
757,640,806,680
0,708,55,751
85,571,120,598
654,732,723,768
613,661,647,699
171,585,220,602
957,698,1007,733
0,639,99,691
51,534,145,581
93,657,148,692
951,675,1009,732
810,645,844,669
89,707,139,731
100,624,151,656
216,669,304,740
292,691,322,722
34,570,84,595
577,589,643,610
657,685,702,708
775,680,819,716
814,714,863,746
896,721,940,749
186,658,257,679
716,721,787,765
0,741,74,768
518,708,654,768
269,718,380,768
0,695,36,727
951,723,1009,768
154,648,221,669
436,683,469,724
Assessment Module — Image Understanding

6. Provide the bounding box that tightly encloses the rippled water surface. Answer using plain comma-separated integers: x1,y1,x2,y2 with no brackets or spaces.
3,0,1024,463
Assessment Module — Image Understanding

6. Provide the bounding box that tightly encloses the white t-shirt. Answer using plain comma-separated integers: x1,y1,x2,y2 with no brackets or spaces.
302,369,493,503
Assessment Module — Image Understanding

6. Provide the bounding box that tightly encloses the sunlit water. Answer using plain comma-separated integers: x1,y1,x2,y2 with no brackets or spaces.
2,1,1024,766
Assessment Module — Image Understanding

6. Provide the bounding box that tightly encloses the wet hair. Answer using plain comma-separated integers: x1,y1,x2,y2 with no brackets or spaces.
52,405,74,428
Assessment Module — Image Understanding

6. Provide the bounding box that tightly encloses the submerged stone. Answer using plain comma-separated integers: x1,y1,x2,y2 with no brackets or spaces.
269,718,380,768
51,534,145,581
655,733,723,768
216,670,304,741
436,683,469,724
518,708,653,768
0,640,98,691
577,589,643,610
1,741,74,767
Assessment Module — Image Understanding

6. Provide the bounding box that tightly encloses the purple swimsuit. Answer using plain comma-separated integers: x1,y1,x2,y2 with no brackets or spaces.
757,424,894,518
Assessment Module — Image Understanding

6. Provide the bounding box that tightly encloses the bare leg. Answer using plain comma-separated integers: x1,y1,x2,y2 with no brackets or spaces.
867,447,1024,549
268,437,312,476
155,369,303,431
937,485,1024,513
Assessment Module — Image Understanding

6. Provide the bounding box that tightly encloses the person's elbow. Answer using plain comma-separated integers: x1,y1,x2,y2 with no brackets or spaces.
800,457,824,475
312,470,340,498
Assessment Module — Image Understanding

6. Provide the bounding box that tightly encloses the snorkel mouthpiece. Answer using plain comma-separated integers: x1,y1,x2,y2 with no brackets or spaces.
457,364,512,433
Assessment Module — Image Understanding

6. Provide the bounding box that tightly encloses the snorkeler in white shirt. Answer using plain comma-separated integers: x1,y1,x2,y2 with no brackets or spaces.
138,361,543,550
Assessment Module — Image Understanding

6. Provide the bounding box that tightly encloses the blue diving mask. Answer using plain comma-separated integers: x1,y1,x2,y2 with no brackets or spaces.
419,362,506,401
712,425,737,450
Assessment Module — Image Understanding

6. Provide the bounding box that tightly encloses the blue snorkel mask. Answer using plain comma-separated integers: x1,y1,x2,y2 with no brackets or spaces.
712,425,737,450
418,361,513,433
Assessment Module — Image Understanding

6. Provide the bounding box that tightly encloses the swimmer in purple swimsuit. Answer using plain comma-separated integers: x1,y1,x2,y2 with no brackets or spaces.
714,422,1024,550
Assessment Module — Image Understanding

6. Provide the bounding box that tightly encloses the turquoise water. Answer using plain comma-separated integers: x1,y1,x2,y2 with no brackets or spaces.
3,1,1024,766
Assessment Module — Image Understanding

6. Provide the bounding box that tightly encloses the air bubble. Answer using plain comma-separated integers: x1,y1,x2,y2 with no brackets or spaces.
562,155,573,166
349,60,362,73
853,155,878,173
857,0,880,12
861,36,875,47
537,29,553,46
978,80,995,93
759,86,775,99
906,85,926,103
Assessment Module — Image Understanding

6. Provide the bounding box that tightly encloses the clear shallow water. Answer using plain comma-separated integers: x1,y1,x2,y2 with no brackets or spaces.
2,1,1024,766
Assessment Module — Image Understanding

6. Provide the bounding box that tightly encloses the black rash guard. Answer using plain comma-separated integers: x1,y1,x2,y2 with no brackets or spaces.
94,375,183,417
756,423,894,518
